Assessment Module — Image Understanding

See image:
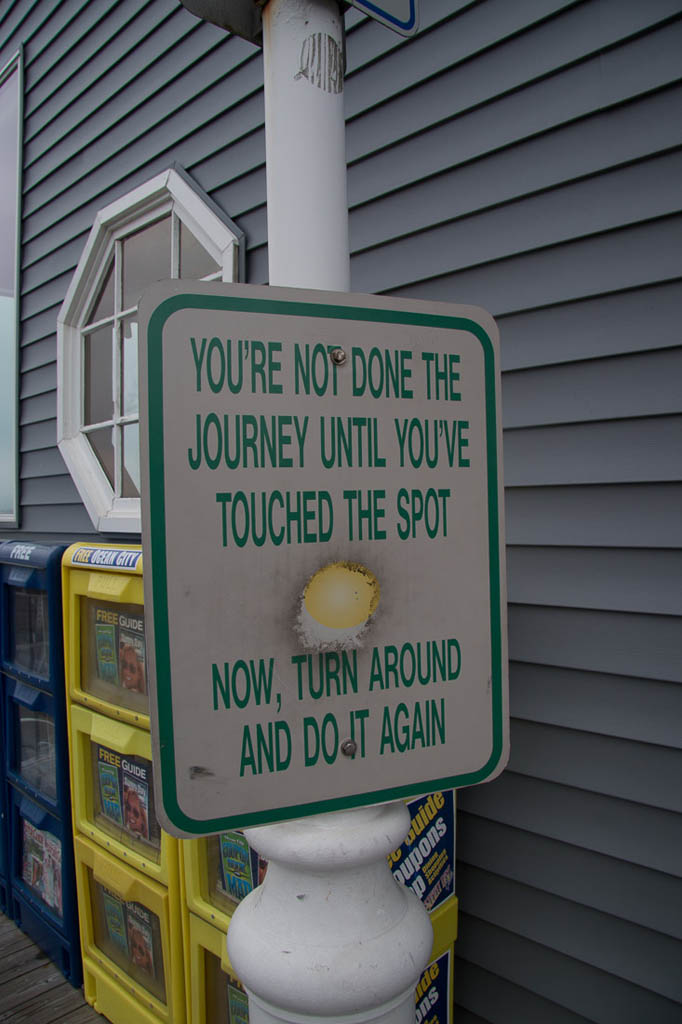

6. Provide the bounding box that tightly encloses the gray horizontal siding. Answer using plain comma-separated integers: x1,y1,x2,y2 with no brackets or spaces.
349,82,682,233
458,772,682,880
509,663,682,747
0,0,61,59
24,1,165,119
22,34,261,216
506,547,682,615
507,719,680,812
502,348,682,428
385,216,682,313
455,911,682,1024
459,863,682,1003
509,604,680,682
497,281,682,369
16,503,96,538
457,812,682,940
455,960,590,1024
503,415,681,486
505,484,682,548
352,148,682,269
346,5,682,166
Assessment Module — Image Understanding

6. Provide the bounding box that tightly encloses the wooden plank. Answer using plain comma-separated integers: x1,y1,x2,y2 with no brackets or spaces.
0,940,50,983
0,916,99,1024
0,960,66,1016
5,982,91,1024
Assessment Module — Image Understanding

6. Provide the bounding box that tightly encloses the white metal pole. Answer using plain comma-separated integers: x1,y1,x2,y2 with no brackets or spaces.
226,0,433,1020
262,0,350,290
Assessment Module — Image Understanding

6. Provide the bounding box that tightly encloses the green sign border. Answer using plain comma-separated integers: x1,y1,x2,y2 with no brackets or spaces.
146,293,504,833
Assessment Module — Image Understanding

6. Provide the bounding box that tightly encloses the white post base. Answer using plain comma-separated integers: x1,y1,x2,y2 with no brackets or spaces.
227,802,433,1022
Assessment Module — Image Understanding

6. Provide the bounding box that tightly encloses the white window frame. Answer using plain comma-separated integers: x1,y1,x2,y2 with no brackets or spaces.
57,167,242,533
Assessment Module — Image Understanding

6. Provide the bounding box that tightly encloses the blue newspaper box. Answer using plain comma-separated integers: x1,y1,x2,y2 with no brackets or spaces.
8,787,81,984
0,540,81,985
0,673,8,915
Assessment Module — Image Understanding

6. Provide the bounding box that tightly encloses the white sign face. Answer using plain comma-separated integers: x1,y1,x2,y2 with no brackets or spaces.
139,283,508,836
347,0,418,36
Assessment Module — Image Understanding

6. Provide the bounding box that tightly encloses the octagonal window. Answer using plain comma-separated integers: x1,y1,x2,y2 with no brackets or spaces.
57,168,243,533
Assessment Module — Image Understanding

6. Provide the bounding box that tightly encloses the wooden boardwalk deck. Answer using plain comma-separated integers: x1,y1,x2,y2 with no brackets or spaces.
0,912,102,1024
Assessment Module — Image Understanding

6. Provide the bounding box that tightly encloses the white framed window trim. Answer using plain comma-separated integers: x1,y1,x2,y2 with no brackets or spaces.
57,167,243,533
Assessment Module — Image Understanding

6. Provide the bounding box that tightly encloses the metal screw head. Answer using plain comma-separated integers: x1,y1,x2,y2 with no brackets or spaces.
330,347,347,366
340,738,357,757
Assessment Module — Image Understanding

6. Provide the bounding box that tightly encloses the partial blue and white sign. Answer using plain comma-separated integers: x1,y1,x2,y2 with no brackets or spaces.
348,0,418,37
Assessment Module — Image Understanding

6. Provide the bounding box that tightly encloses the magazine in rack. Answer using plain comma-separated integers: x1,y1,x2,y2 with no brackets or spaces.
84,599,148,711
94,742,160,855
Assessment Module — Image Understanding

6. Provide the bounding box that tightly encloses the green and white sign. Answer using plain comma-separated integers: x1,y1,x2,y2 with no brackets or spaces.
139,282,508,836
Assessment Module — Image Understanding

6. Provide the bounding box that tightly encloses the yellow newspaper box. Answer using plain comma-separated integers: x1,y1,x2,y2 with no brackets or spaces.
181,830,267,934
75,834,185,1024
62,544,149,728
186,912,248,1024
70,703,178,887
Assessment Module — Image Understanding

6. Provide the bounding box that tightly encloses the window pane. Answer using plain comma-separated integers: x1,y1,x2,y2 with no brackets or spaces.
21,820,63,918
0,63,19,520
88,426,115,487
122,216,171,308
84,325,113,425
90,259,114,322
121,318,138,416
122,423,140,497
179,220,220,279
9,588,50,677
16,705,57,801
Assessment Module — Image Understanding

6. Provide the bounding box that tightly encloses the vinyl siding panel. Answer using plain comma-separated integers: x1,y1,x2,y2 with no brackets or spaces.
456,961,591,1024
503,415,681,486
349,84,682,239
509,663,682,747
509,604,680,681
346,7,682,165
496,282,682,369
456,911,682,1024
457,812,682,940
457,772,682,879
458,864,682,1003
502,348,682,427
505,484,682,548
506,547,682,615
1,0,680,1019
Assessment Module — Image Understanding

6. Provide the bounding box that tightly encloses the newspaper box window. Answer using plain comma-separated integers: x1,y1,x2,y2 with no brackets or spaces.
57,167,244,534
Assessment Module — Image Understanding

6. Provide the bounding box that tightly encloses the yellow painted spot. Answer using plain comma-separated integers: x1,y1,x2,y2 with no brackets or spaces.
304,562,380,629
